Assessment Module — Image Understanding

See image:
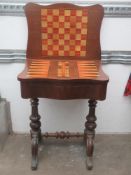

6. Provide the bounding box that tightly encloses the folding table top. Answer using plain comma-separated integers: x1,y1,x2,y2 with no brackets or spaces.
20,59,104,81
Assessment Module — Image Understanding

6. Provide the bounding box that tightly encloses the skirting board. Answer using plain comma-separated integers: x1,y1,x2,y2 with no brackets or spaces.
0,49,131,64
12,132,131,135
0,1,131,17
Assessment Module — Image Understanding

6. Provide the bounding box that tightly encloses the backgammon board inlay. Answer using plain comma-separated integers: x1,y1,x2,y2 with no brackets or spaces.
27,60,50,78
77,60,99,78
27,59,99,79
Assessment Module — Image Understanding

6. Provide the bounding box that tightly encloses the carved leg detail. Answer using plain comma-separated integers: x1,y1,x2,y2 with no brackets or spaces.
31,135,39,170
84,99,97,170
30,98,41,170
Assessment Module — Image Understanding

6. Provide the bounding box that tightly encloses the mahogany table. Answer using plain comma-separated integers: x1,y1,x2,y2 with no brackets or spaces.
18,2,109,170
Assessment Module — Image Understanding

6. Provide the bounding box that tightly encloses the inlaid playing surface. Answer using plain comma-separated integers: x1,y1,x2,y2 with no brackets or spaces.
41,8,88,57
77,61,99,78
27,59,99,79
57,61,70,78
27,60,50,78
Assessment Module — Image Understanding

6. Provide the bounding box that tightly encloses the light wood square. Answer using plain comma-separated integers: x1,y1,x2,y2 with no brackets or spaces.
41,21,47,28
81,28,87,35
81,40,87,45
76,34,81,40
64,10,71,16
53,34,59,40
64,34,70,40
47,16,53,22
59,50,64,56
52,9,59,15
48,28,53,33
59,16,65,22
76,22,82,28
76,10,82,16
47,39,53,45
80,51,86,56
76,46,81,51
48,50,53,56
59,28,64,34
53,22,59,28
82,16,88,23
41,9,47,15
64,45,70,51
70,51,75,56
59,39,64,45
42,45,48,50
70,40,75,45
42,34,48,39
64,22,70,28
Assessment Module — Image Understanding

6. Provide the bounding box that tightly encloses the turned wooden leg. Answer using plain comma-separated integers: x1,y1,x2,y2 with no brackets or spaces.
84,99,97,170
30,98,41,170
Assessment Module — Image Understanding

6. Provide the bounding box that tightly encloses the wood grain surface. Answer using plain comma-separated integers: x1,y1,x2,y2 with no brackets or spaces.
26,59,99,79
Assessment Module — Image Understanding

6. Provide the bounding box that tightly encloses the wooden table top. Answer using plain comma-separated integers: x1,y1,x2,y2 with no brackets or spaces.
18,59,108,81
19,59,106,79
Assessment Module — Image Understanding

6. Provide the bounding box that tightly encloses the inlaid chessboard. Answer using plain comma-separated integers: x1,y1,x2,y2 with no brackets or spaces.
41,8,88,57
27,59,99,79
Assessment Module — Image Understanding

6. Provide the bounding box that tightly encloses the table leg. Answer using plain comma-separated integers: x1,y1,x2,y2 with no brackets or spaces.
84,99,97,170
30,98,41,170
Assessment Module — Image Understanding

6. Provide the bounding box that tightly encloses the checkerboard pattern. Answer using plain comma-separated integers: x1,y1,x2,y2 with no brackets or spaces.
41,8,88,57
